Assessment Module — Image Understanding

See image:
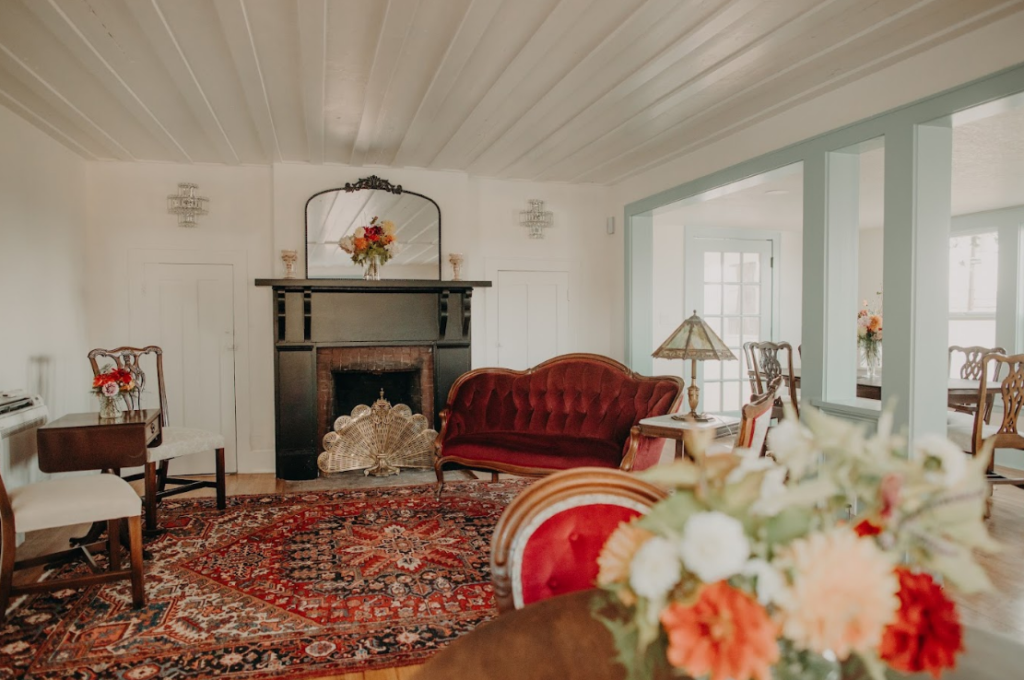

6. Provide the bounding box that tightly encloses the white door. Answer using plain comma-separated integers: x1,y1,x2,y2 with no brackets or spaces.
138,263,237,473
685,238,773,415
496,270,570,370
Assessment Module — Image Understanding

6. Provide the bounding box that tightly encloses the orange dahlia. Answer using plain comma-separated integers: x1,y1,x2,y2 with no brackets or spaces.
880,568,963,678
660,581,779,680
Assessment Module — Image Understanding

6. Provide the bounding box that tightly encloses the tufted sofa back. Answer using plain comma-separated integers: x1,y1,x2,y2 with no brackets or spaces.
442,354,682,454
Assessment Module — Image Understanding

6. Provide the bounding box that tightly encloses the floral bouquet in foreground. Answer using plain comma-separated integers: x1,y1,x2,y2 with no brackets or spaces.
595,406,998,680
91,365,135,400
338,216,400,265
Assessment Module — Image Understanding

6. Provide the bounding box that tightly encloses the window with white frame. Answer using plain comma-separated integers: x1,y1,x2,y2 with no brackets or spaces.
948,231,998,376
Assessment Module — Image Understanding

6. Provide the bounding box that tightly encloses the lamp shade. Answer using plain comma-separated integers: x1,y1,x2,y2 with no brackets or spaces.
652,311,737,361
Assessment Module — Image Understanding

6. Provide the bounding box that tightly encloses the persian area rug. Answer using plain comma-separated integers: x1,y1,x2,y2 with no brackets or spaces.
0,480,529,679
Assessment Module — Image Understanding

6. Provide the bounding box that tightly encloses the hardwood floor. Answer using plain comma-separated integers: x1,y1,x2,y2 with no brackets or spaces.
10,471,1024,680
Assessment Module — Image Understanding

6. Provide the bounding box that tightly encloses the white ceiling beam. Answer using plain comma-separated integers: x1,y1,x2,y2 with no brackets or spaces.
466,0,711,176
22,0,193,163
430,0,598,170
0,84,100,159
348,0,420,167
296,0,327,164
213,0,282,162
575,0,1017,184
391,0,502,167
0,40,135,160
122,0,242,164
499,0,804,180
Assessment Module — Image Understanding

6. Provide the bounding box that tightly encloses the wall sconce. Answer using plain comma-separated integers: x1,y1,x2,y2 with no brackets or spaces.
519,199,552,239
167,183,209,228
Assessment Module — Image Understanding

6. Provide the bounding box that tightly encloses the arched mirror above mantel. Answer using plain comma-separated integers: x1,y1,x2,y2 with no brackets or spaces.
305,176,441,280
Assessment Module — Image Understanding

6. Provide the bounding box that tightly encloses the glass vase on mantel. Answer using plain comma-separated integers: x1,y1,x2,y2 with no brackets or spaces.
98,394,123,420
363,254,382,281
860,341,882,380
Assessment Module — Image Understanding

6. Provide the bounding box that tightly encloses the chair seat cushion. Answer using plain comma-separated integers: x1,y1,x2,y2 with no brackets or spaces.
10,473,141,533
147,426,225,463
947,411,999,452
441,432,624,471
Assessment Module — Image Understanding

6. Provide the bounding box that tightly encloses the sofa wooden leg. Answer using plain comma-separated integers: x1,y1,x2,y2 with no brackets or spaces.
491,472,499,482
434,461,446,500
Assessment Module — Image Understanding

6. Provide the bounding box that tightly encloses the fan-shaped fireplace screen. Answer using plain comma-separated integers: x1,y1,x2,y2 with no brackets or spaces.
305,175,441,280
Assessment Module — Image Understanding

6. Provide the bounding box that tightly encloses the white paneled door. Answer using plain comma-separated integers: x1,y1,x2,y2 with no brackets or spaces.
685,238,773,415
139,263,237,474
496,270,570,370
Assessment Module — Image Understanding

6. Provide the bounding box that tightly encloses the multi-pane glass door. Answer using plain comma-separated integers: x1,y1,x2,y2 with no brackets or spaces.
685,237,773,415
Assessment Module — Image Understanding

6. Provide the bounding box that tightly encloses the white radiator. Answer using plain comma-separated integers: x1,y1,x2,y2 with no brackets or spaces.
0,391,48,545
0,391,49,489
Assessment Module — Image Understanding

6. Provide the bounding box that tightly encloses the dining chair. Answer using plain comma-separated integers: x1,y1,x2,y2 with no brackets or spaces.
490,467,668,614
948,345,1005,424
946,352,1024,517
0,468,145,622
743,341,798,420
88,346,226,533
706,376,780,458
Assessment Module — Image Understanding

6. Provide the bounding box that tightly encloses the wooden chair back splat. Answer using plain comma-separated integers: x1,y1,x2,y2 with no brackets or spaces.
88,346,227,533
744,341,798,420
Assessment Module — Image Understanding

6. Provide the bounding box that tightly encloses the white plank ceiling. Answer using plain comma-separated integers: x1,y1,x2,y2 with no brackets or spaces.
0,0,1021,184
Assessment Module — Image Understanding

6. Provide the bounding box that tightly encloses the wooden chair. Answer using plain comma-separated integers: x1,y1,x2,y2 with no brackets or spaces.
490,468,668,614
0,468,145,622
88,346,226,533
744,341,798,420
707,376,780,457
947,352,1024,517
948,345,1005,424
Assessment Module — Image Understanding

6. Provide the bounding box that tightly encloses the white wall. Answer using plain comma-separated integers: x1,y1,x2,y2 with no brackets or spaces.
0,105,91,419
858,227,885,309
83,162,276,472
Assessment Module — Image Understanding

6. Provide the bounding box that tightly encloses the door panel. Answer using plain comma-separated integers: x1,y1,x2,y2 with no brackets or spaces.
686,238,773,415
496,270,570,370
140,263,237,473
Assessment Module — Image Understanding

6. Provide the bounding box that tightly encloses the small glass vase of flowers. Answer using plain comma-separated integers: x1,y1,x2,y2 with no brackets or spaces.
857,295,883,379
338,216,400,280
92,366,135,419
594,405,997,680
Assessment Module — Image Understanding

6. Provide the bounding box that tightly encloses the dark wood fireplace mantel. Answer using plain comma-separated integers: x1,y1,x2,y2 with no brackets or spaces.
255,278,491,480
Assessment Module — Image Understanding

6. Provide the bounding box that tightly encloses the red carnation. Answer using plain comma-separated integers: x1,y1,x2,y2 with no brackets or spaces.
880,567,963,678
854,519,882,537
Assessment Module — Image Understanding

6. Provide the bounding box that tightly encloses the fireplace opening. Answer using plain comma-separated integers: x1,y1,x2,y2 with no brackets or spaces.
316,345,435,448
332,369,420,422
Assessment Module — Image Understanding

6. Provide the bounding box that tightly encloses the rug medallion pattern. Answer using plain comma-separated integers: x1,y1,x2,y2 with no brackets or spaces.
0,481,527,679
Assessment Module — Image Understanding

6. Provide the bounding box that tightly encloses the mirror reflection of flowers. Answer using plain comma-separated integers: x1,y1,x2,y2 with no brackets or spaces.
338,216,400,265
594,406,998,680
858,292,883,356
92,366,135,399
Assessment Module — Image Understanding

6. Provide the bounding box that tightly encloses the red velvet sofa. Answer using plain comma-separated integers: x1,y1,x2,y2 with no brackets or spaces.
433,354,684,494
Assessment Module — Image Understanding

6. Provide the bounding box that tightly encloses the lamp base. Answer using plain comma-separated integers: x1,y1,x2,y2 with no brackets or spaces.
671,411,715,422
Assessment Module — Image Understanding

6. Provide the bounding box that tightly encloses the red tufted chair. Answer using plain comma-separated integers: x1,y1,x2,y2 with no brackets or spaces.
490,467,668,613
434,354,684,496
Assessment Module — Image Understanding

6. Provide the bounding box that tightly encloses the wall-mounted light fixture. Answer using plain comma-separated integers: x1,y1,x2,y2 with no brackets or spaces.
167,183,209,228
519,199,552,239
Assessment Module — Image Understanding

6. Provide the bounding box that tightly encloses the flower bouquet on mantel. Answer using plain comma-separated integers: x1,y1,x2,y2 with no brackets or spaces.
338,216,400,280
594,406,999,680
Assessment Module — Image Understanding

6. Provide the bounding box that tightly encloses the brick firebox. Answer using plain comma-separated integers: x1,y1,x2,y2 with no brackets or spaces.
316,345,435,447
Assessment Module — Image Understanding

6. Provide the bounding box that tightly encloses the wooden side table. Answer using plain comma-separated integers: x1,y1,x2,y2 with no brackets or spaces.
36,409,162,552
637,413,740,462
